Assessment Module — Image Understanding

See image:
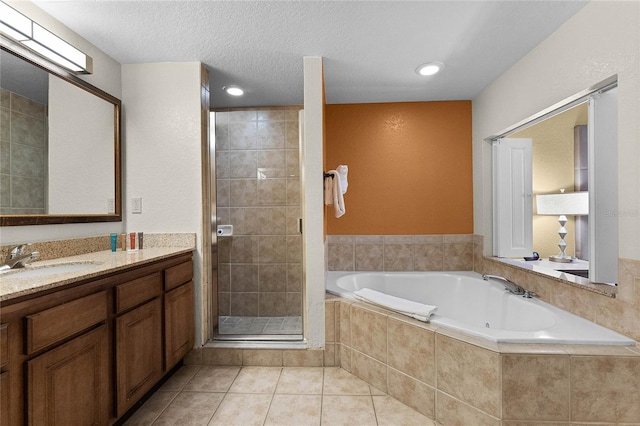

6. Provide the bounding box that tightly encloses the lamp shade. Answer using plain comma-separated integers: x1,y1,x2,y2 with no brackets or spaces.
536,192,588,216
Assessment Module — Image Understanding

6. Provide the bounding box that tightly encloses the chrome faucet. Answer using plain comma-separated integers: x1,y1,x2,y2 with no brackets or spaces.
1,244,40,272
482,274,527,296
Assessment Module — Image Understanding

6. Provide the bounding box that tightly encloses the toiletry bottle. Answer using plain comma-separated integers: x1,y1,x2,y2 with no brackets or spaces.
110,233,117,252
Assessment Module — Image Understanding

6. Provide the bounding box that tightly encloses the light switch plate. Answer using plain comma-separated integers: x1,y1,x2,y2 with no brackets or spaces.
132,197,142,214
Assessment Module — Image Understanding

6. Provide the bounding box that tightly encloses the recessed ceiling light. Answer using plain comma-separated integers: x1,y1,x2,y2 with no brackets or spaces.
223,85,244,96
416,62,444,76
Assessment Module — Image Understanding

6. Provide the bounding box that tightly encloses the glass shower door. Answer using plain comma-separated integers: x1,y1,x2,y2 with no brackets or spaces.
213,108,302,339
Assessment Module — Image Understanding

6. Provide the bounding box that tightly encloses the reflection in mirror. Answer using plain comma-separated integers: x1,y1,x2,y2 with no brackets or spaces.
492,78,618,284
0,44,121,225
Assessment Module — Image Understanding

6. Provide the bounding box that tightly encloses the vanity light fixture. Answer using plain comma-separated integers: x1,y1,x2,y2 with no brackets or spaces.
416,62,444,76
223,85,244,96
0,1,92,74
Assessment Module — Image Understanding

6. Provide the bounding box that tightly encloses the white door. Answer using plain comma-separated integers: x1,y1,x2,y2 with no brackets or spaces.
589,87,618,283
493,138,533,257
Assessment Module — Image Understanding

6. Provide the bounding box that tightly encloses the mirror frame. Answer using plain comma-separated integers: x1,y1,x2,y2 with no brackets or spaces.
0,39,121,226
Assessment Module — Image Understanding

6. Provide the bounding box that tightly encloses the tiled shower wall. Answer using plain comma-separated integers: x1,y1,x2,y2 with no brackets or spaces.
327,234,481,271
0,89,47,214
215,107,302,317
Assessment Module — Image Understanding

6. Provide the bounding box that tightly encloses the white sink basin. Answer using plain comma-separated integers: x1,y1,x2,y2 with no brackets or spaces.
1,261,102,279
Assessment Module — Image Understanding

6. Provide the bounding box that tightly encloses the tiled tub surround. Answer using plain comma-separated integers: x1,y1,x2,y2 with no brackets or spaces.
215,107,303,319
327,234,479,272
0,88,48,214
192,297,640,424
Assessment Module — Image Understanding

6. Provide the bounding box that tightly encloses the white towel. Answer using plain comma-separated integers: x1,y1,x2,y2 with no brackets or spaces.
324,165,348,218
353,288,437,322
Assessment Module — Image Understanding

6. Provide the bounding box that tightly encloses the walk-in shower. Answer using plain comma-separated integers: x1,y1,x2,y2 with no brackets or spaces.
211,108,303,340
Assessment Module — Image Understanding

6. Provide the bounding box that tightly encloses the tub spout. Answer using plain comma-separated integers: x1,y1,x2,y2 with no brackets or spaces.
482,274,525,296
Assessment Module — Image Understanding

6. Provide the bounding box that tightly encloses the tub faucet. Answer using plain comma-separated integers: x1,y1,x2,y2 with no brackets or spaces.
482,274,526,296
1,244,40,272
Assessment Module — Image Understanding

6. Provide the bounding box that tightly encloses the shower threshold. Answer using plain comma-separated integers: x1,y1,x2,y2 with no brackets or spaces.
213,334,303,342
216,315,302,340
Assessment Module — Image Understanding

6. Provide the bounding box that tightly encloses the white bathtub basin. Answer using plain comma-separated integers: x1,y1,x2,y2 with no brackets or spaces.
327,271,635,346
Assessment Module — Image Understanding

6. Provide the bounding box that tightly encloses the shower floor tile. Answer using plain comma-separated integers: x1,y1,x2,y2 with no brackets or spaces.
218,315,302,335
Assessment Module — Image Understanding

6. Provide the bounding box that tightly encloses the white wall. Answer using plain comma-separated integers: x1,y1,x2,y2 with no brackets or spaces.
302,57,325,348
122,62,205,345
2,1,123,245
473,1,640,260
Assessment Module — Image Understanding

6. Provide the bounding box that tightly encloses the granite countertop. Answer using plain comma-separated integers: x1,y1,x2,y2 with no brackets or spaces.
0,247,193,303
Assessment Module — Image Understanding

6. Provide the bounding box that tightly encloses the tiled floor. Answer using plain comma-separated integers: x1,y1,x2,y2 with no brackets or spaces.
218,316,302,335
124,365,438,425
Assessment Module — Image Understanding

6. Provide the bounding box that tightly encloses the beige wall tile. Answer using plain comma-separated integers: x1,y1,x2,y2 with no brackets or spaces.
231,264,259,292
340,344,352,372
351,350,388,393
229,179,258,206
184,347,202,365
502,422,569,426
502,355,570,421
257,121,285,149
436,335,501,417
414,242,444,271
202,348,242,366
285,121,299,148
436,392,501,426
388,318,435,385
259,292,288,316
258,179,286,205
384,239,414,271
257,149,286,178
355,240,384,271
443,242,474,270
286,235,302,262
325,302,336,342
387,368,435,419
351,305,388,363
282,350,324,367
259,263,287,292
230,292,259,316
571,356,640,422
340,303,351,345
259,235,287,263
328,241,355,271
242,350,283,366
324,344,336,367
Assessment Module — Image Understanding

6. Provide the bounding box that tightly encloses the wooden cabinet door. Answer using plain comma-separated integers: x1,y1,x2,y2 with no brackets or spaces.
115,297,163,417
165,281,195,369
1,372,9,426
26,325,109,426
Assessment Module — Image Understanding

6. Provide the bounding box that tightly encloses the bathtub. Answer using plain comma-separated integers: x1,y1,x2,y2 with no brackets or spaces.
326,271,634,346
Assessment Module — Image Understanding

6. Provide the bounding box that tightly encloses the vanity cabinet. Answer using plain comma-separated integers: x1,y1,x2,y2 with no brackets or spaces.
164,260,195,369
114,272,164,416
0,252,194,426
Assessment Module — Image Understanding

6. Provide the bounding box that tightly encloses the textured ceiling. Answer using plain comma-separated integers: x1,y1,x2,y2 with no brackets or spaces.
32,1,588,108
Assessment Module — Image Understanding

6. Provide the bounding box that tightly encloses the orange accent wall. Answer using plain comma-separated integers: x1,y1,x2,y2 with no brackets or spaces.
325,101,473,235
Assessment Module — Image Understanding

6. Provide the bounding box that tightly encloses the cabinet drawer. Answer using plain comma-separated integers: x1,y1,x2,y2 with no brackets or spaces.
115,272,162,314
0,324,8,369
26,291,107,355
164,260,193,291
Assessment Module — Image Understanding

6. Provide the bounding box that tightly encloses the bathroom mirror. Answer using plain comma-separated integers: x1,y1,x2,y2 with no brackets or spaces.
0,43,121,226
491,76,618,284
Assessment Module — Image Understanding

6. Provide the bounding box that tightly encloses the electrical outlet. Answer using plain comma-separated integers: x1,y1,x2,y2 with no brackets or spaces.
132,197,142,214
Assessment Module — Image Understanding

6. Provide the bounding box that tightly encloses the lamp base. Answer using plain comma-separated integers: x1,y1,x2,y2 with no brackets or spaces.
549,255,574,263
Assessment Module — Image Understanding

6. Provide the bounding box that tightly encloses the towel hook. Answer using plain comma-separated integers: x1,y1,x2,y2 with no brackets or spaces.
323,172,335,179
